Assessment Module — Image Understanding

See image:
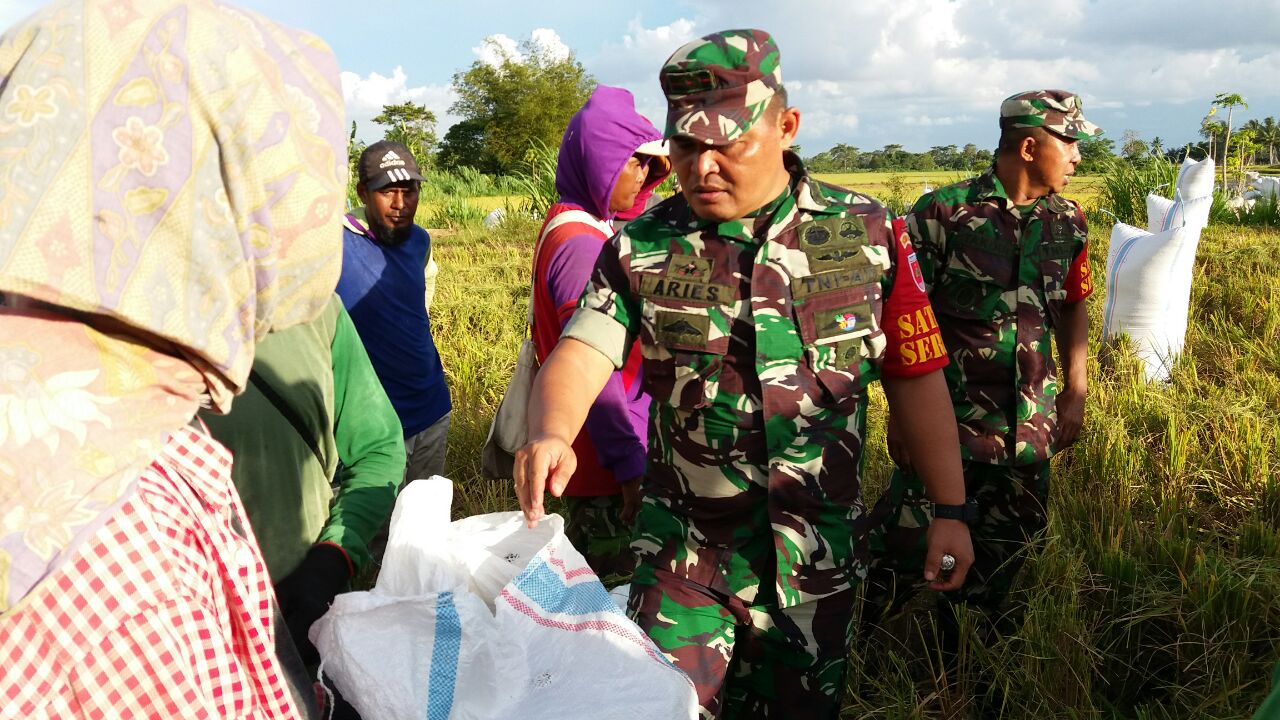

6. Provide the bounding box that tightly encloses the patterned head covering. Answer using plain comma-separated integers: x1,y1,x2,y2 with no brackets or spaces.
0,0,347,411
0,0,344,611
999,89,1103,141
659,28,783,145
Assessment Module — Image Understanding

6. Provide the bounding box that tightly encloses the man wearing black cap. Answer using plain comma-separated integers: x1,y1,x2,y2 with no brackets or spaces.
337,140,453,486
865,90,1099,662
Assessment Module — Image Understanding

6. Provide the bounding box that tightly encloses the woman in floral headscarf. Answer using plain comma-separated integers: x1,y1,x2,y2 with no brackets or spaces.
0,1,346,717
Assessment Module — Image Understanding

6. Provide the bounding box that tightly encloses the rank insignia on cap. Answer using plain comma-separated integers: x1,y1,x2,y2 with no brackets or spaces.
661,69,719,95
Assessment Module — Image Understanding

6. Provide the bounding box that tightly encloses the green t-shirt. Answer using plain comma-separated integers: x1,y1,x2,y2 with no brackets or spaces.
203,295,405,579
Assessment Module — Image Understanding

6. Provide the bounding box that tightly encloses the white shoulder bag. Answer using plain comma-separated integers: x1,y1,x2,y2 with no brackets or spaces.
480,210,611,479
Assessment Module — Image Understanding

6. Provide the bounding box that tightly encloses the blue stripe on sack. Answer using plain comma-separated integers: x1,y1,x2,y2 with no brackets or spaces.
427,591,462,720
1162,193,1184,232
515,557,618,616
1103,232,1147,336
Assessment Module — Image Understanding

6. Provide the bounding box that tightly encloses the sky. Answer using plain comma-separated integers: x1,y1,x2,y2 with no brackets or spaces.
2,0,1279,155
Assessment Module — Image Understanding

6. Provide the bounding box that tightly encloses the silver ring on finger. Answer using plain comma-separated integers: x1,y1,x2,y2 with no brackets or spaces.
940,553,956,572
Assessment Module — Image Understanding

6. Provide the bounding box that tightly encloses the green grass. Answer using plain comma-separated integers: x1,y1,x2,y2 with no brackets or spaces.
427,204,1280,718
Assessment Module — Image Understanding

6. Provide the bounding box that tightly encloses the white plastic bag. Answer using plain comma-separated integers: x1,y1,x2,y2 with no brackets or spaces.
1146,193,1212,233
1176,156,1215,199
1102,222,1202,382
311,478,698,720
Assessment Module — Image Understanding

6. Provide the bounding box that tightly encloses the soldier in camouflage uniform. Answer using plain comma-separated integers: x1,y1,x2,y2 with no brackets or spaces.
515,29,975,719
865,90,1099,653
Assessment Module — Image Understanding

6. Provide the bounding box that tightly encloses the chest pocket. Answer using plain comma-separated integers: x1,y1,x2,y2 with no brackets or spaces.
793,278,884,405
935,229,1016,321
635,267,735,411
1039,216,1082,326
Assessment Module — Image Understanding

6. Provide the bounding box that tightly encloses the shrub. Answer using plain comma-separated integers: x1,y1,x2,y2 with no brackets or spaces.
510,138,559,216
427,197,486,229
1093,157,1180,226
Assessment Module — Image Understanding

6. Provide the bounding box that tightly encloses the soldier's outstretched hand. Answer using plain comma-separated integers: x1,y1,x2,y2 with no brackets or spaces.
924,518,974,592
515,436,578,528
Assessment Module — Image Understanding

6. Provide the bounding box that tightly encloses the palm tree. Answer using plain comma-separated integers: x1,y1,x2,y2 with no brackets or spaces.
1150,136,1165,159
1213,92,1248,187
1256,116,1280,166
1201,115,1226,162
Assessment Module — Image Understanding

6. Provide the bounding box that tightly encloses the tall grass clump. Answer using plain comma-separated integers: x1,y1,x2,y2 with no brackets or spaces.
1092,157,1180,226
426,196,486,229
510,138,559,216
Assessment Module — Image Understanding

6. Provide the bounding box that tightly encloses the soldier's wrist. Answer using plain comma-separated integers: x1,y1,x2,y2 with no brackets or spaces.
932,497,980,525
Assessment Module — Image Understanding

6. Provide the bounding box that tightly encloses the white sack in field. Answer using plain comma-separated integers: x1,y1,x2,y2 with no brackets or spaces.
311,478,698,720
1103,222,1202,382
1146,193,1212,233
1246,175,1280,200
1176,156,1215,199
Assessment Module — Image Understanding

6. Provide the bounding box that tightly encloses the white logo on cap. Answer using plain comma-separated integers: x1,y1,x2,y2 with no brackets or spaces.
379,150,406,169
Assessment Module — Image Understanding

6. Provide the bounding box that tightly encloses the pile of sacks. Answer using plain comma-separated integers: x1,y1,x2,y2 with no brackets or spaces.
1102,156,1214,382
311,478,697,720
1228,171,1280,210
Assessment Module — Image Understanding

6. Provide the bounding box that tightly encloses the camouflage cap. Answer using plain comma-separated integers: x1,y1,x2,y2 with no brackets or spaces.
999,89,1103,141
658,28,783,145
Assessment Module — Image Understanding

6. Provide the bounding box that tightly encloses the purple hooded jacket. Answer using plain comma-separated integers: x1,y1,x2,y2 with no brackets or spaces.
532,85,668,494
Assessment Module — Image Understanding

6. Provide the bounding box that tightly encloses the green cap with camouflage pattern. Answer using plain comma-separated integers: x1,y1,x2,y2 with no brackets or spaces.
658,28,783,145
999,89,1103,141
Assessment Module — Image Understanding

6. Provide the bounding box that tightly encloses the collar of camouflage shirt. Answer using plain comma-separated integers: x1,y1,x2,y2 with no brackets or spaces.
974,168,1073,214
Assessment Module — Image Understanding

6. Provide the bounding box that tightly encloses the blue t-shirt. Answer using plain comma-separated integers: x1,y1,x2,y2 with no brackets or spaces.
336,216,451,437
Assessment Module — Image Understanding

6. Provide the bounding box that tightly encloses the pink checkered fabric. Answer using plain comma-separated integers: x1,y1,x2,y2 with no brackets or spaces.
0,426,302,719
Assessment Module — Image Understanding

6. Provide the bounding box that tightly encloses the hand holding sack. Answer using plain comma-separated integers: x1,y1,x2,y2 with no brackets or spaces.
275,543,352,665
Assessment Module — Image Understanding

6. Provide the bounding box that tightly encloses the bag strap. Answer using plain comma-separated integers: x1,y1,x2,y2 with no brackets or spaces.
529,209,613,325
249,368,327,470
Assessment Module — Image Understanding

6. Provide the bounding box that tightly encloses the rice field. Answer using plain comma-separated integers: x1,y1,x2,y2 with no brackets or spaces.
425,189,1280,718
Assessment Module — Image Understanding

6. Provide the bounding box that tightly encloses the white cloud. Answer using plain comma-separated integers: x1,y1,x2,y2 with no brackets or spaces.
473,28,571,67
530,27,571,62
620,17,698,53
473,33,522,67
340,66,457,143
594,0,1280,152
593,17,701,83
800,110,860,138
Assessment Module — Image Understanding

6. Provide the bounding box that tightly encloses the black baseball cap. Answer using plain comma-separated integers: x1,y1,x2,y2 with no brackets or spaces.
358,140,424,190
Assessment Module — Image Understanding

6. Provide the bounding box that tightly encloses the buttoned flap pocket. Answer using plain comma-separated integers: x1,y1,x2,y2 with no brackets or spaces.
1039,220,1081,304
936,230,1016,321
794,284,883,404
639,301,729,410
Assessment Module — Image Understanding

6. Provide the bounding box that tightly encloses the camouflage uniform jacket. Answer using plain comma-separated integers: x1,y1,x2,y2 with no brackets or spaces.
563,153,947,608
906,168,1094,467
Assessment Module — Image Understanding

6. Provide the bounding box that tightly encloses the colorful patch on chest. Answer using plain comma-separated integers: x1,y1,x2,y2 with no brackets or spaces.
815,302,873,340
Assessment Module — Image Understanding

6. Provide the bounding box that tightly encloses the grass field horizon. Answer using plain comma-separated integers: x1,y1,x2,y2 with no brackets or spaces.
423,175,1279,718
415,171,1108,231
